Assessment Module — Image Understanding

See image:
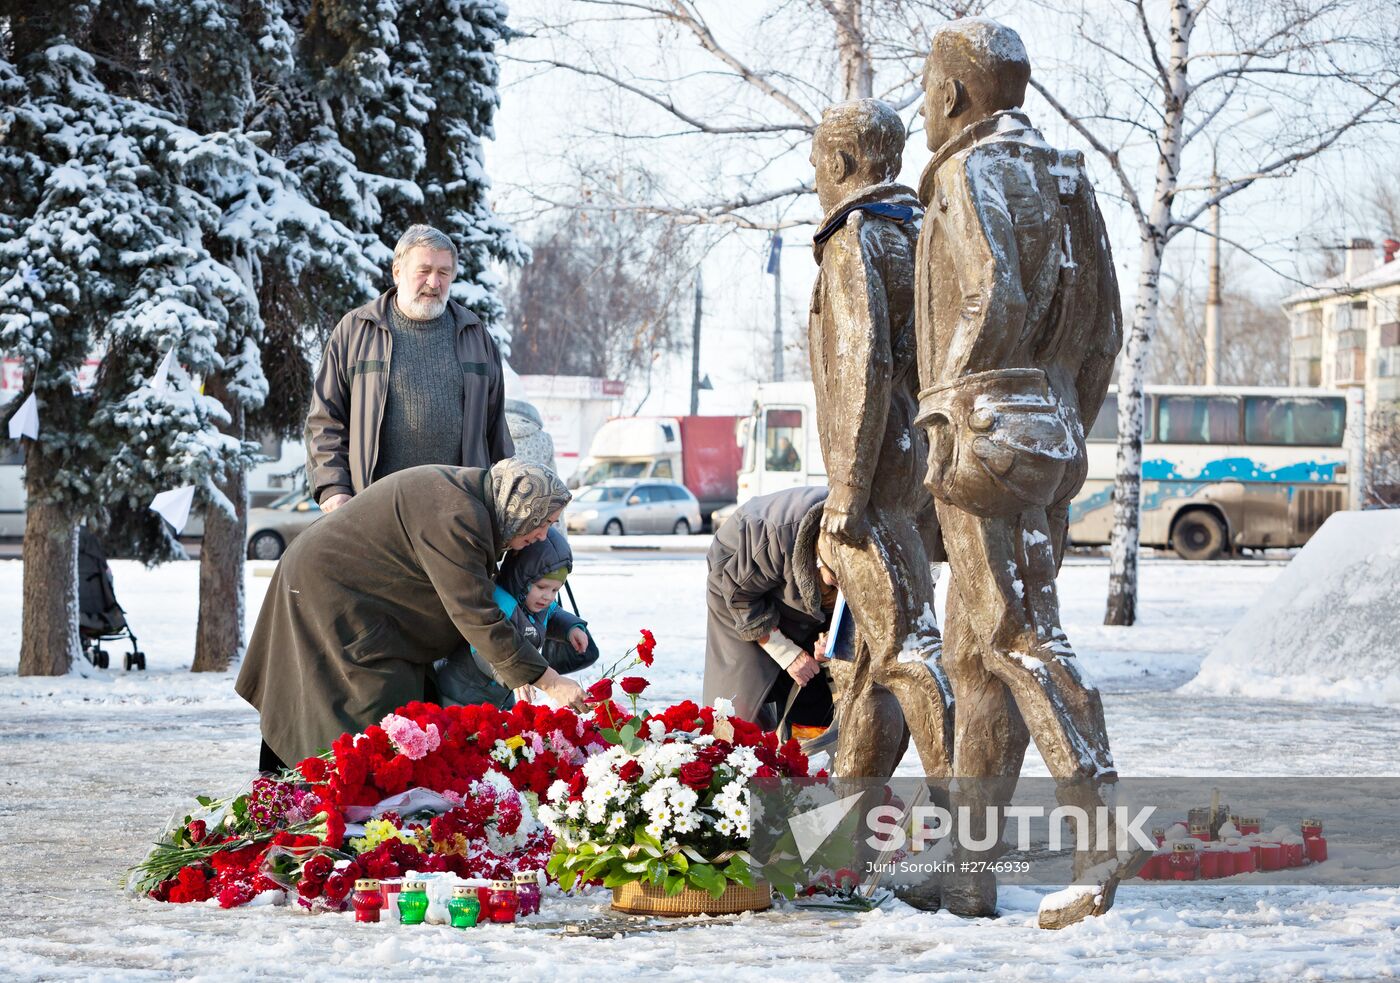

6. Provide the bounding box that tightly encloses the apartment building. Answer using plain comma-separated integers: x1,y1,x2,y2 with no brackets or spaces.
1284,238,1400,419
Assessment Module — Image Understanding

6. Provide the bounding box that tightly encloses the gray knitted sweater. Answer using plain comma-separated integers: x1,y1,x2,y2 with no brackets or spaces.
372,302,465,480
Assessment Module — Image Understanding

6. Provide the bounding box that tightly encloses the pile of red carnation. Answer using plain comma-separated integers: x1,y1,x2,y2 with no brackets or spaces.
132,699,607,910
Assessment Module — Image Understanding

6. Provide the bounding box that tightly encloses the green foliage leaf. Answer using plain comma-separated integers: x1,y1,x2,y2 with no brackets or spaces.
602,868,634,889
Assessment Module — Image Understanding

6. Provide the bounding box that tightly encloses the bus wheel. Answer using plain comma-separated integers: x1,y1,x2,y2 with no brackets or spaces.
1173,510,1226,561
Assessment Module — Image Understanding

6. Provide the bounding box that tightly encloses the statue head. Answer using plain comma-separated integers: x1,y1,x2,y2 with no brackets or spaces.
810,99,906,213
920,19,1030,152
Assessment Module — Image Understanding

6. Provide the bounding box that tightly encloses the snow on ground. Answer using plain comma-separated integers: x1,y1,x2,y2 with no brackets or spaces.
2,551,1398,980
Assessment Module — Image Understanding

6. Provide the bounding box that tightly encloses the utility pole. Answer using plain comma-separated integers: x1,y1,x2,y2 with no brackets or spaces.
689,271,703,415
1203,108,1271,387
1205,167,1222,386
768,229,784,382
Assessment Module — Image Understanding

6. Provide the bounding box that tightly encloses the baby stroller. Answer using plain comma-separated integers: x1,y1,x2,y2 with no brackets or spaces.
78,528,146,671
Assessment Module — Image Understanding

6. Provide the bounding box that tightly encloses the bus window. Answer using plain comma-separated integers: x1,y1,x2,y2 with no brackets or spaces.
1086,396,1154,442
739,415,757,473
1087,397,1117,441
1244,396,1345,447
764,408,803,472
1157,395,1240,444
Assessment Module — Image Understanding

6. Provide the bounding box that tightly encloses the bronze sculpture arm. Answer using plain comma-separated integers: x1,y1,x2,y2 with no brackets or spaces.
820,217,892,543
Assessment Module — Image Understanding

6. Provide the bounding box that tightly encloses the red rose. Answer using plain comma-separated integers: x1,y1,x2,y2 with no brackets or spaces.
618,759,643,783
186,819,207,844
619,676,649,696
636,629,656,667
322,871,352,903
697,740,732,765
678,761,714,791
586,678,614,702
302,854,334,882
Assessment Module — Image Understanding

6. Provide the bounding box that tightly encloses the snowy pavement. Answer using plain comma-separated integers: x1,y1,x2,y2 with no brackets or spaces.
2,553,1398,980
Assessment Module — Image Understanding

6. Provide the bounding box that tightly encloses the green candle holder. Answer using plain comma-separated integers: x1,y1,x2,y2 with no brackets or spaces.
448,885,481,928
397,880,429,926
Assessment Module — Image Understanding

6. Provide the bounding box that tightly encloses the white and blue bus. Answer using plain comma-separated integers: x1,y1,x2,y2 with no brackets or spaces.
1069,386,1349,559
735,382,1349,560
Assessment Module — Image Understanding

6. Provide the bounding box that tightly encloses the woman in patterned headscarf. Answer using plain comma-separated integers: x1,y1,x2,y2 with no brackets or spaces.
237,460,585,771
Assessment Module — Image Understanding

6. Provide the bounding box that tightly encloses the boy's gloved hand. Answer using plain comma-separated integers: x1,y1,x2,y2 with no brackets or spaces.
568,627,589,653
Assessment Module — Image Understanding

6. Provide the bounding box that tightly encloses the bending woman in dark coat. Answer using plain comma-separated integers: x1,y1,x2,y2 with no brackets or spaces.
237,459,585,770
702,486,837,730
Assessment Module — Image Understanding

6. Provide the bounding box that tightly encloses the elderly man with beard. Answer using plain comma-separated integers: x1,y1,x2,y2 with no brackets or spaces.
307,224,514,513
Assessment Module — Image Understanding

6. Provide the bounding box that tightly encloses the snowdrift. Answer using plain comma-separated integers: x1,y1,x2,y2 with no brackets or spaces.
1184,509,1400,706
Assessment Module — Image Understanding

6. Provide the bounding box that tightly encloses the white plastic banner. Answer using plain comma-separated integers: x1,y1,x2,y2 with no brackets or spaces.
149,485,196,533
7,391,38,440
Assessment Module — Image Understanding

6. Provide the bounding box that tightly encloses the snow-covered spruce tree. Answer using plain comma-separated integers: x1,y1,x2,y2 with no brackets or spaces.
293,0,527,339
0,29,246,675
144,0,383,672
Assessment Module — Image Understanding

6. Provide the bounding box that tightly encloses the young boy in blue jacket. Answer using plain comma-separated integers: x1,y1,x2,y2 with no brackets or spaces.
435,527,599,709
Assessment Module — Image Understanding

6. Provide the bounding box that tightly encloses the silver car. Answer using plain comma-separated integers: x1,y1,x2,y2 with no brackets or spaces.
246,490,323,559
565,479,702,536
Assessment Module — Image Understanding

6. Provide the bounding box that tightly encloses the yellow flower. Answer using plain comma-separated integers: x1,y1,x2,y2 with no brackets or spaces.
505,735,526,750
348,818,408,853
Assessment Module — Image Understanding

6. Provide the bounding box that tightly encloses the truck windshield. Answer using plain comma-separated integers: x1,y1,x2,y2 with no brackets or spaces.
576,486,630,503
581,460,648,484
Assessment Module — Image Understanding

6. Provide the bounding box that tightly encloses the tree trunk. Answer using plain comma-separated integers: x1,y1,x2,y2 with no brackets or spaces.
1104,238,1164,626
19,446,80,676
835,0,873,100
192,376,248,672
1105,0,1190,627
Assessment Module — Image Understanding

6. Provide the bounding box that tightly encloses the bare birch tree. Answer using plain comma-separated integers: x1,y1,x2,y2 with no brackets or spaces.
1028,0,1400,624
508,0,991,228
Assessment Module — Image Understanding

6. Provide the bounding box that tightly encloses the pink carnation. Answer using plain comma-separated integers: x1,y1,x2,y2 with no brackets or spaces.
380,714,442,761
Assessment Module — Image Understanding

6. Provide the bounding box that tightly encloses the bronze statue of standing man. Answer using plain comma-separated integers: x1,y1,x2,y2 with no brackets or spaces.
807,99,953,782
913,19,1131,928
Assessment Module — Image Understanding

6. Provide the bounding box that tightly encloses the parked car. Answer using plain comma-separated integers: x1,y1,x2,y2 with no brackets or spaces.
564,479,702,536
709,501,738,533
246,490,322,559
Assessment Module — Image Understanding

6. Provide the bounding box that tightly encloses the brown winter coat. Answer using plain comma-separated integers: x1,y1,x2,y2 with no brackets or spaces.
702,486,829,724
235,465,549,765
305,289,514,504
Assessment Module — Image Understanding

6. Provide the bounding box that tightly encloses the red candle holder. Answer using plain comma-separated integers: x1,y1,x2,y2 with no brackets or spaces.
1301,819,1323,840
1239,817,1261,836
488,880,518,924
1169,842,1200,881
1283,840,1305,867
1258,842,1283,871
1199,848,1225,879
1306,835,1328,863
1231,845,1255,875
352,879,382,923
